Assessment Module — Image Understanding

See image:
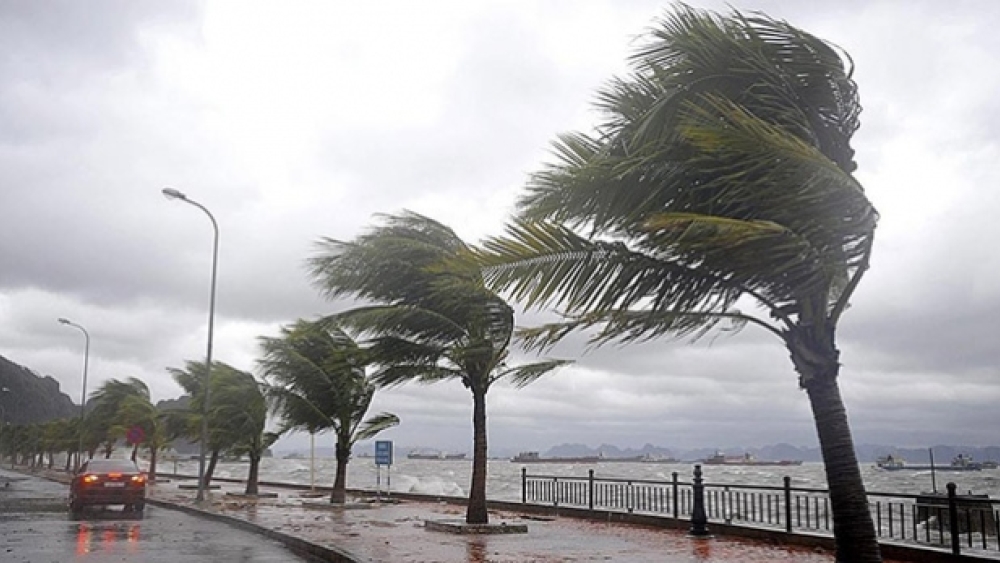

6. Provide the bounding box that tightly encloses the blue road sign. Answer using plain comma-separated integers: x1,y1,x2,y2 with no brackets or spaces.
375,440,393,466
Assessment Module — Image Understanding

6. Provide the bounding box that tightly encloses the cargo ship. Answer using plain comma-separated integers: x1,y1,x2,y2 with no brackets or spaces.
875,453,982,471
406,451,467,460
511,451,604,463
701,451,802,467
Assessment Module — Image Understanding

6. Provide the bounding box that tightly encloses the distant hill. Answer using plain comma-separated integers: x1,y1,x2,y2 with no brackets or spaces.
538,443,1000,464
0,354,79,425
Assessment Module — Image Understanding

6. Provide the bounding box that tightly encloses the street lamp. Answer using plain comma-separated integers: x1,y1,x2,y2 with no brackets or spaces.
162,186,219,502
58,318,90,470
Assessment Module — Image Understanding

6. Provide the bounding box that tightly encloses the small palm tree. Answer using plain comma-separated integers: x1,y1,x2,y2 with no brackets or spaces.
309,212,570,523
168,361,262,487
117,394,169,479
473,6,880,560
259,319,399,503
88,378,152,460
207,368,277,495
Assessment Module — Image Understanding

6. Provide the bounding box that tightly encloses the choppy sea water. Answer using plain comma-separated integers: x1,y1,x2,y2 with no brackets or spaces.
162,457,1000,502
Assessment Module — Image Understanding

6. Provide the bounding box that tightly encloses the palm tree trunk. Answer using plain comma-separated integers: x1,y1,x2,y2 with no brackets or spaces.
245,453,260,495
63,452,72,473
204,448,220,487
331,442,350,504
466,388,489,524
148,446,158,482
805,374,882,562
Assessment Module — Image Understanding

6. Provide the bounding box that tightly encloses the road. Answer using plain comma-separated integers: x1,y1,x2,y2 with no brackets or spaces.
0,468,316,563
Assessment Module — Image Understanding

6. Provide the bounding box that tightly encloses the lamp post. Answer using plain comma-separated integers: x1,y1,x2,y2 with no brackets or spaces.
57,318,90,470
162,187,219,502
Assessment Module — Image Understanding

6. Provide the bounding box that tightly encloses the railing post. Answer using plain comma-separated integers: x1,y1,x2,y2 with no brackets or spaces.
947,482,960,555
784,476,792,533
690,464,710,536
588,469,594,511
521,467,527,504
672,471,679,520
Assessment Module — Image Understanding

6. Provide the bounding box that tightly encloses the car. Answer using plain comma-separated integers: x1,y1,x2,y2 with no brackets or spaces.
69,459,147,516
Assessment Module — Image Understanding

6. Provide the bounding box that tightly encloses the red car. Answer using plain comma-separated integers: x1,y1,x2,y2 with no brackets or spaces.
69,459,147,515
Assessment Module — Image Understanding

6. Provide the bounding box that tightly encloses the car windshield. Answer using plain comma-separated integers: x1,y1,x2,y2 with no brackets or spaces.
82,460,141,474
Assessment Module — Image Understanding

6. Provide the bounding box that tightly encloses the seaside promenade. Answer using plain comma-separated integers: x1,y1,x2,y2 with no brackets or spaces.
147,477,866,562
7,465,950,562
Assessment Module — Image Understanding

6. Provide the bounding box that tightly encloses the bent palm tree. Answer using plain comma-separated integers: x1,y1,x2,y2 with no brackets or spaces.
310,212,570,524
474,6,879,561
208,368,275,495
88,378,151,460
258,319,399,504
168,361,253,487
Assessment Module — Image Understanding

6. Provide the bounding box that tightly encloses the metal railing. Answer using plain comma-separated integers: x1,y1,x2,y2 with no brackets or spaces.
522,466,1000,556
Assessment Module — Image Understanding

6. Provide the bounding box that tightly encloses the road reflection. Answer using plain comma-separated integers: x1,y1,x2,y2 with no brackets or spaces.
466,538,487,562
691,538,713,561
74,518,142,556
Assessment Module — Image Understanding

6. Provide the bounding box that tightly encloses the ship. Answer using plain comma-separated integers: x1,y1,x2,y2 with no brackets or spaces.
511,451,604,463
701,451,803,467
875,453,983,471
511,451,681,463
406,450,467,460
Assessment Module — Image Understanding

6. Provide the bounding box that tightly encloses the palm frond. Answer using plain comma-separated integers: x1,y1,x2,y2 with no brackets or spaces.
354,413,400,443
492,360,573,388
372,364,464,388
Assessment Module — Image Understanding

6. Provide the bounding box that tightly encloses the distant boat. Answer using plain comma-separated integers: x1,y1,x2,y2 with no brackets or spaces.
407,451,466,460
876,453,982,472
511,451,603,463
511,451,682,464
282,452,306,460
617,453,680,463
702,451,802,467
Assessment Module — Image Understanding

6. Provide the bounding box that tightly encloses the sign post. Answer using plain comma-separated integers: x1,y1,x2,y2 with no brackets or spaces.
374,440,393,501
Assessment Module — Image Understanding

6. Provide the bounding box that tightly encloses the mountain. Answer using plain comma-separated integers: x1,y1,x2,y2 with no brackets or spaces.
0,354,78,425
537,443,1000,464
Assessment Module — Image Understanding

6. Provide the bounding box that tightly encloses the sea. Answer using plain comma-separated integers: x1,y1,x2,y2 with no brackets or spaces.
162,457,1000,501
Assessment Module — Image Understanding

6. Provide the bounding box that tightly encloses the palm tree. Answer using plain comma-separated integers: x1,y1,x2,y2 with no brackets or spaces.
258,319,399,504
117,393,170,479
206,367,277,495
309,212,570,523
472,6,880,560
168,361,260,487
88,378,152,460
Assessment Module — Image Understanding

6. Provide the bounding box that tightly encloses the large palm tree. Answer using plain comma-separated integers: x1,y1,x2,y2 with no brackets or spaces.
473,6,879,560
309,212,570,524
258,319,399,504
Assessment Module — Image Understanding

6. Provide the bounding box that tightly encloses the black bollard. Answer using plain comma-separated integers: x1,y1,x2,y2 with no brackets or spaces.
689,464,710,537
947,482,960,555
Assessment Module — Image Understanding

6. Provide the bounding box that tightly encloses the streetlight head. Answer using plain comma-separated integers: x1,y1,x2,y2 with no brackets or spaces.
58,318,71,325
162,187,187,201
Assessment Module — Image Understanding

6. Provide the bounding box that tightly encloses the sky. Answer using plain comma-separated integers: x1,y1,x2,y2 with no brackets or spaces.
2,0,998,456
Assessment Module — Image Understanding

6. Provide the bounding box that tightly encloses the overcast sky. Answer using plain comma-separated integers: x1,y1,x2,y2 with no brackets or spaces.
2,0,998,455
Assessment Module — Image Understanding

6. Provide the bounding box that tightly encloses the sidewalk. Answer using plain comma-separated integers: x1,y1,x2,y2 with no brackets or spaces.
146,478,869,563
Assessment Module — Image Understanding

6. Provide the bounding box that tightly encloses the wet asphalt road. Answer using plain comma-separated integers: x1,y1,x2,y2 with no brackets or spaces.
0,468,314,563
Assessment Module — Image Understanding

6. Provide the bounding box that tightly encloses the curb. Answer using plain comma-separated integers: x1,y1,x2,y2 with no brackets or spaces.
146,497,365,563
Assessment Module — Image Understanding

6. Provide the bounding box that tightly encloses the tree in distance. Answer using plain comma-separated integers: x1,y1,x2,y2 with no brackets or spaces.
473,5,881,560
167,361,260,488
258,319,399,504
